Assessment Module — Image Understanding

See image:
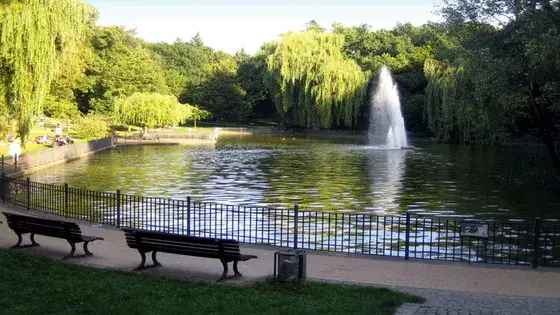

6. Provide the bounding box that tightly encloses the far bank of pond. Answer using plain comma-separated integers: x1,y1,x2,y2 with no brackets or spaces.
28,131,560,219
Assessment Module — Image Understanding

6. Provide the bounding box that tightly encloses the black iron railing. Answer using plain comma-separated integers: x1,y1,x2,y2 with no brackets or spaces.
2,177,560,268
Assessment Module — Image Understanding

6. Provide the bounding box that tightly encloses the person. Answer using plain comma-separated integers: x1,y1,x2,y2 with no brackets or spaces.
8,140,21,160
64,135,74,144
55,135,67,146
54,124,63,137
36,135,49,144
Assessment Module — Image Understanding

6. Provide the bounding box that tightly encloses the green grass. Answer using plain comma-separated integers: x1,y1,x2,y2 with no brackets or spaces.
0,120,91,156
0,249,421,315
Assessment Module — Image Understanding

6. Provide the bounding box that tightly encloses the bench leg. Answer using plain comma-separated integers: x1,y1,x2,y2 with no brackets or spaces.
151,251,161,267
218,259,228,281
11,232,23,248
135,250,147,270
30,233,39,247
233,260,242,278
63,241,76,260
10,232,40,249
83,241,93,256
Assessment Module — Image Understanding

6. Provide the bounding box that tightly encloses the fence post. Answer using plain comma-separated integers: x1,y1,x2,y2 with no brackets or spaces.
405,212,411,260
14,155,17,170
116,189,121,228
532,218,541,269
293,204,299,249
25,177,31,210
186,196,191,236
1,155,4,174
0,172,7,203
64,183,69,216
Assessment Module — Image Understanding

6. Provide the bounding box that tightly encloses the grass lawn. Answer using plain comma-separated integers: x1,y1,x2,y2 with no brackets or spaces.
0,121,90,156
0,249,422,315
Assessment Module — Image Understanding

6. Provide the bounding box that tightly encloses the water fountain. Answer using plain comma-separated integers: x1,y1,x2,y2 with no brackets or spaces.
368,66,408,149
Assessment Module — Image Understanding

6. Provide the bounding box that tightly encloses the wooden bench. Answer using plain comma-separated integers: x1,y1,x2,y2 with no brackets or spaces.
3,212,104,259
123,228,258,280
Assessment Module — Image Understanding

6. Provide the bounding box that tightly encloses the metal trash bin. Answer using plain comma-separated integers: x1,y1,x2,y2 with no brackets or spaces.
273,250,306,282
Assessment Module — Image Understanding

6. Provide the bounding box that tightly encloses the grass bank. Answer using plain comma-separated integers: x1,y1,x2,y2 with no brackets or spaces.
0,249,421,314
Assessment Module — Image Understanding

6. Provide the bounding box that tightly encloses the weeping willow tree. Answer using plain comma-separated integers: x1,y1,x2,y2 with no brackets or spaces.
0,0,94,145
424,58,503,144
266,30,368,129
113,92,207,131
424,59,460,142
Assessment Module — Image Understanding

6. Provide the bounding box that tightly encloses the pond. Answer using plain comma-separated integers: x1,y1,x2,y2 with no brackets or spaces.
28,132,560,219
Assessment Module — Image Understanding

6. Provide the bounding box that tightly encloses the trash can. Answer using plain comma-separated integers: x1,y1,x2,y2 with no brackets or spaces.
273,250,306,282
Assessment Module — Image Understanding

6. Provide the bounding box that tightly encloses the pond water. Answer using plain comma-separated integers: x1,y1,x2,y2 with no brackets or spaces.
28,132,560,219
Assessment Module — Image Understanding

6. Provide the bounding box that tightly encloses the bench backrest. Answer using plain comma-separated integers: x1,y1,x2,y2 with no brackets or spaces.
3,212,83,241
123,229,242,259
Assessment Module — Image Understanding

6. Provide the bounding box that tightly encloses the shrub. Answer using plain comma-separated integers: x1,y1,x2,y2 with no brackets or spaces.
43,96,81,120
70,115,110,140
113,92,209,130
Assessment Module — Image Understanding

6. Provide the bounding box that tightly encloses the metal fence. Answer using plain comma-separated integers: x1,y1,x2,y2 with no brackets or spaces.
3,177,560,268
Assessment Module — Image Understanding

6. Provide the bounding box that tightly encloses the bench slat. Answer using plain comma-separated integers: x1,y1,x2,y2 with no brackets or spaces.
3,212,91,242
123,229,244,259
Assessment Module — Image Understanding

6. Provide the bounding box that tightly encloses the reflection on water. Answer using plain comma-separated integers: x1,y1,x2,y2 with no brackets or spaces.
28,133,560,218
365,148,407,214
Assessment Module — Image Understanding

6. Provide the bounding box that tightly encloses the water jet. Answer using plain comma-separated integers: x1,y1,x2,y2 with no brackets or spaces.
368,66,408,149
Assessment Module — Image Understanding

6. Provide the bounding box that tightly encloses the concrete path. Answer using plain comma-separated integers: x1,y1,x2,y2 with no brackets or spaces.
1,206,560,314
394,287,560,315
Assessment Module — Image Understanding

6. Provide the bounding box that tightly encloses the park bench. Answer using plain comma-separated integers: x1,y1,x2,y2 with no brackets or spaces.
123,228,258,280
3,212,104,259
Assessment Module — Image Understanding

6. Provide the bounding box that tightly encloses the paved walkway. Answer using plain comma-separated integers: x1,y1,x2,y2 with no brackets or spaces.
1,206,560,314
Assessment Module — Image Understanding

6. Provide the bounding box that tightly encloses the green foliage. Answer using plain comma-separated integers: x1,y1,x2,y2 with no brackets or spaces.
149,36,215,98
185,51,251,121
188,105,212,122
1,0,558,156
427,0,560,154
150,37,261,122
70,114,109,140
77,26,169,114
266,30,368,129
43,96,81,119
0,0,94,144
332,23,443,132
113,92,202,129
333,23,434,74
236,51,275,120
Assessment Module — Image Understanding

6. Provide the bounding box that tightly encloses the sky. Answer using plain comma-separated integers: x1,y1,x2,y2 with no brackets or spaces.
88,0,441,54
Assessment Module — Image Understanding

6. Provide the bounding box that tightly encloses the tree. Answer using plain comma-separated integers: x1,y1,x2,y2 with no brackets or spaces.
113,92,206,132
189,106,212,128
150,36,253,122
306,20,325,32
236,51,275,120
76,26,169,114
332,23,440,132
437,0,560,170
265,30,368,129
440,0,555,24
184,51,250,122
149,36,215,98
0,0,94,144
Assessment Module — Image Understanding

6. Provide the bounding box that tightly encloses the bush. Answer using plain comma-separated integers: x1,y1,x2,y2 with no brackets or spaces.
113,92,209,130
70,115,110,140
43,96,81,119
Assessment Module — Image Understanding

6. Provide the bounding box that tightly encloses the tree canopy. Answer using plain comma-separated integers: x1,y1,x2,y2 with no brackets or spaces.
266,30,368,129
77,26,169,114
1,0,559,173
0,0,94,144
113,92,206,129
427,0,560,168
